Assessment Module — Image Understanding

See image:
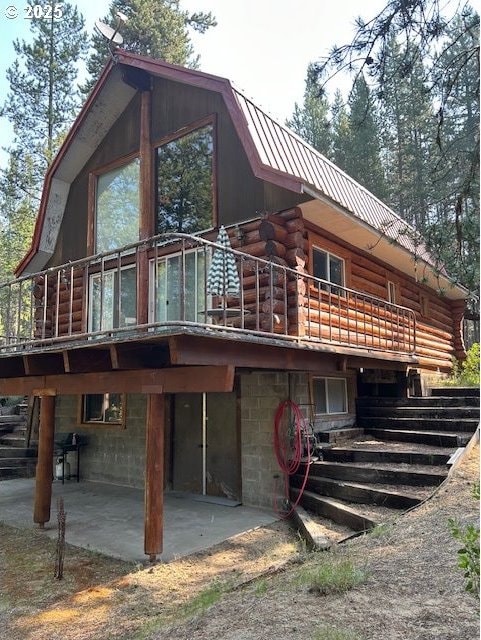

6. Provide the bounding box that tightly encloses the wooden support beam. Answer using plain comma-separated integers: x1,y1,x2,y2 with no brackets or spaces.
33,393,56,528
61,348,112,374
0,365,235,396
110,343,170,370
169,335,340,372
144,393,165,561
23,353,65,376
138,89,153,326
0,356,25,377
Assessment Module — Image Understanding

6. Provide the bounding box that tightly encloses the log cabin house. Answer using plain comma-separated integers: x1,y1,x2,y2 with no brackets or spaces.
0,51,468,560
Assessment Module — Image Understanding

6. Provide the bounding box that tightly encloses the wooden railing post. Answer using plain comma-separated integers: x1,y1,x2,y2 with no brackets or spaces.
144,393,165,562
33,390,56,528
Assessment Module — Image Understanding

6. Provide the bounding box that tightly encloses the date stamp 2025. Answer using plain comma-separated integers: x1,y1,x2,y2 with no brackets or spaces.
5,4,64,20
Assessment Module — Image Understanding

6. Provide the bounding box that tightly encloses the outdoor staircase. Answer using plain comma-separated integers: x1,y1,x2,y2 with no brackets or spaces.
0,401,37,481
290,387,480,542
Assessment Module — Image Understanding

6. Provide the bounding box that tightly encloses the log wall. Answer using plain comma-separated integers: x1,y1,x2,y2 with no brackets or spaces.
308,225,465,372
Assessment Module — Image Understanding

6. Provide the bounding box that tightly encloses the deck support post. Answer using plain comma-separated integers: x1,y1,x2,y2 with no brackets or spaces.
33,392,56,528
144,393,165,562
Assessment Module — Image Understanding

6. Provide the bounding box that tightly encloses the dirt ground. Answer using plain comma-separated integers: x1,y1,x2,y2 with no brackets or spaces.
1,443,479,640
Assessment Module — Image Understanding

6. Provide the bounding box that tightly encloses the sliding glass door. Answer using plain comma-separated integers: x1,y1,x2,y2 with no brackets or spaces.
149,249,210,323
88,265,137,332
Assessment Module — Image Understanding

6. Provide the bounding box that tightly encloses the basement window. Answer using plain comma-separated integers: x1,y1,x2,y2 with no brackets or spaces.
312,377,348,415
80,393,125,426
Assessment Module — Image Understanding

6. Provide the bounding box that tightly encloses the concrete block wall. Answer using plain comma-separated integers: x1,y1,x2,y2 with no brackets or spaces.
239,371,310,509
54,394,146,488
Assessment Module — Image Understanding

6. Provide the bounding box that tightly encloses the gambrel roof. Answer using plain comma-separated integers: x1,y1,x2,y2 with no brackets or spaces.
17,50,466,298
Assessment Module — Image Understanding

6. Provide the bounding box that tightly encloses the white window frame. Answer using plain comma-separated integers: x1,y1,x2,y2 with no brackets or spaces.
312,377,348,415
387,281,397,304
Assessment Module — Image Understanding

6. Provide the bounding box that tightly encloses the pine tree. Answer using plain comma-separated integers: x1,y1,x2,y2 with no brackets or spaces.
0,0,86,286
315,0,479,222
286,64,332,156
83,0,217,94
378,38,435,228
425,9,480,302
343,75,387,200
1,0,86,183
330,90,351,171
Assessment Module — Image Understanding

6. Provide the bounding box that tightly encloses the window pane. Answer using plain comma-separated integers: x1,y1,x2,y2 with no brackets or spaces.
313,249,328,281
154,250,208,322
155,261,167,322
119,267,137,326
84,393,123,423
96,159,140,253
329,256,344,286
156,125,214,234
84,394,103,421
313,378,327,414
166,255,181,320
327,379,347,413
90,272,114,332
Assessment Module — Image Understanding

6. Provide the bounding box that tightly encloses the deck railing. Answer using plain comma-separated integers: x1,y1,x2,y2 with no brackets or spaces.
0,233,416,355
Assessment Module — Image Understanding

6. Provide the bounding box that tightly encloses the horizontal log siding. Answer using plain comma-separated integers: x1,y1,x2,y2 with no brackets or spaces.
34,269,85,339
308,226,461,372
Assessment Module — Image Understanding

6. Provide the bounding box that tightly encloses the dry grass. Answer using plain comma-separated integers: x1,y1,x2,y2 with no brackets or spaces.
1,444,479,640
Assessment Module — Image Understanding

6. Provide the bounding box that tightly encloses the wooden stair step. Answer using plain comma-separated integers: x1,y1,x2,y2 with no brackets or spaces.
359,407,480,419
289,505,332,550
0,466,36,479
357,395,479,407
0,434,27,446
322,447,451,466
316,427,364,444
0,415,25,424
300,460,447,487
291,474,422,509
0,446,37,458
0,457,37,467
430,387,480,398
290,488,378,532
358,417,479,432
365,428,473,448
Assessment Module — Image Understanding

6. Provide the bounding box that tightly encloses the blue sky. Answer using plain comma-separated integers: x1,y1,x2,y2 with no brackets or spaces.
0,0,387,169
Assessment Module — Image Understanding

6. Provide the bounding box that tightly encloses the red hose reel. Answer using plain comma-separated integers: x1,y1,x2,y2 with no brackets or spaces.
273,399,312,518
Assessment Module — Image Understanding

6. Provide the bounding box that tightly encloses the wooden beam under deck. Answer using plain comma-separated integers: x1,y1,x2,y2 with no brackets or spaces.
23,352,65,376
63,348,112,374
0,365,235,396
110,343,170,370
168,334,412,372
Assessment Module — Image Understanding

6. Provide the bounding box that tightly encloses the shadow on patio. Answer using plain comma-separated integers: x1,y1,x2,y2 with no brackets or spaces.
0,478,277,563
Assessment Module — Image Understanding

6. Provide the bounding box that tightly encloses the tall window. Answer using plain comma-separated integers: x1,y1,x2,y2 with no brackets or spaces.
96,158,140,253
156,123,214,234
313,247,344,291
89,266,137,332
312,377,348,414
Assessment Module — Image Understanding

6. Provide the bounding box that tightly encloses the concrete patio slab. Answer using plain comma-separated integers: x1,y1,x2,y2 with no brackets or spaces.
0,478,277,563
